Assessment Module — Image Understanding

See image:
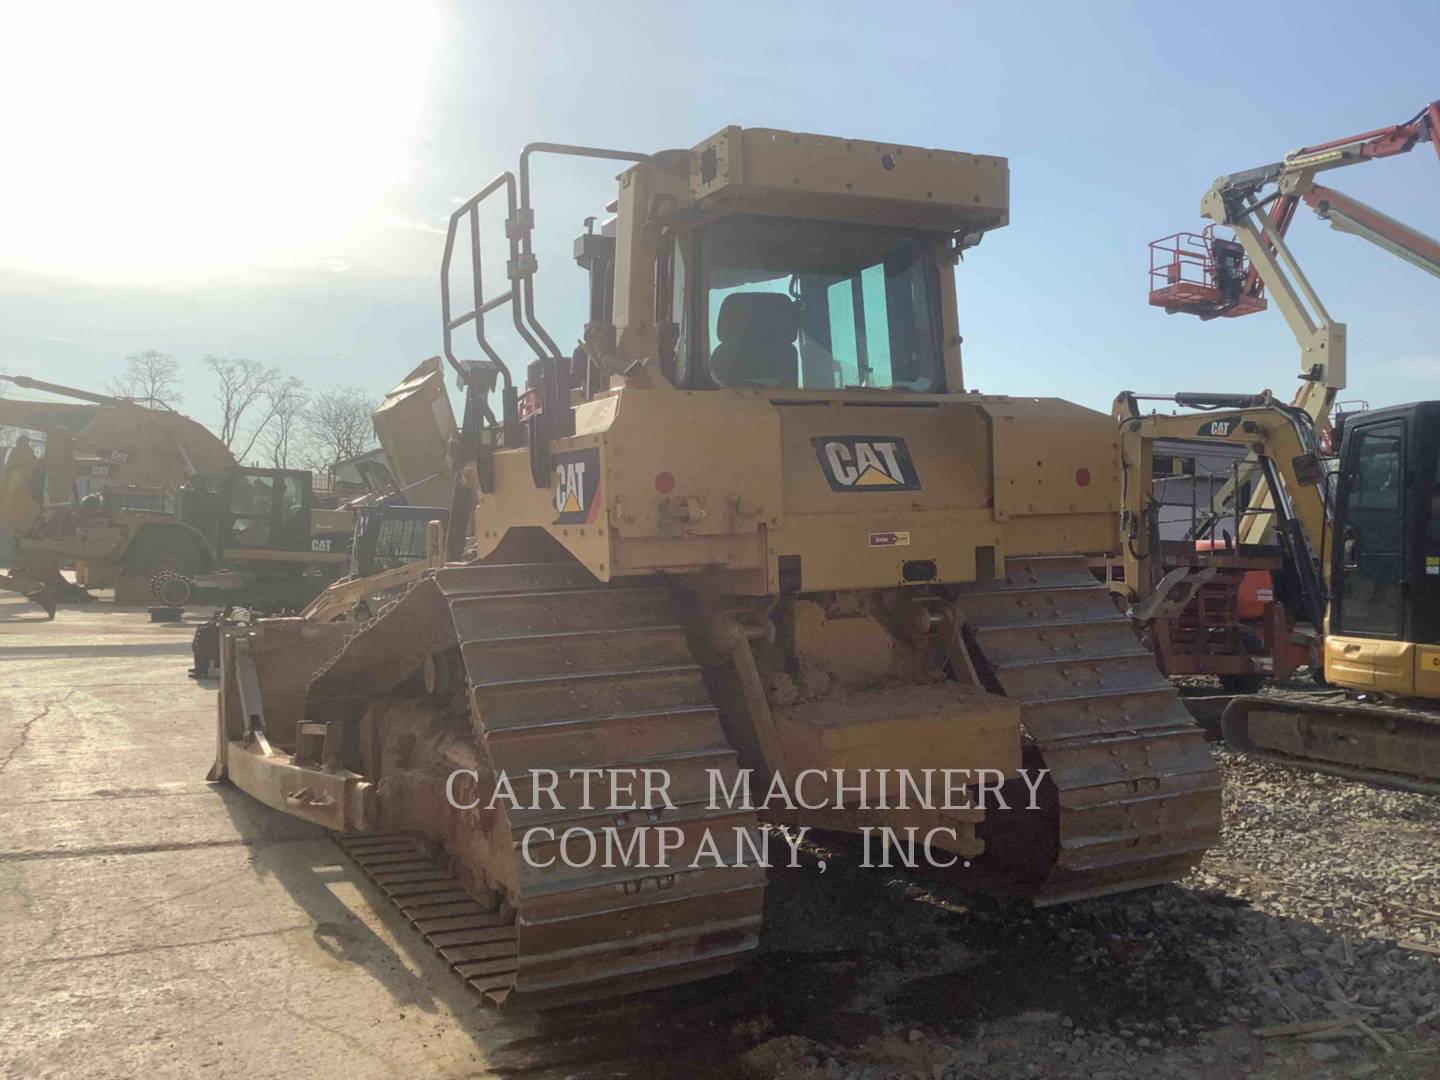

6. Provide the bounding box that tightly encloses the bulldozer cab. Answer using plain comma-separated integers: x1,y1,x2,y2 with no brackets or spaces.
1331,402,1440,645
619,214,944,393
442,130,1006,418
437,128,1024,585
211,468,315,555
703,217,940,391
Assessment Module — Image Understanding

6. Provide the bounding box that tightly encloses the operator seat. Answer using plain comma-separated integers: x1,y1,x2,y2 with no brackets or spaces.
708,292,800,388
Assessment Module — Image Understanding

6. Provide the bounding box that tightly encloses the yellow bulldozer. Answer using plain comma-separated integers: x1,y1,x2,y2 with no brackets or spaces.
210,127,1221,1007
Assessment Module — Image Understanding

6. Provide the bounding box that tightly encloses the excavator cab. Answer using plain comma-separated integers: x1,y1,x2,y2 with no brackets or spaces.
211,468,316,554
1223,400,1440,791
1326,402,1440,692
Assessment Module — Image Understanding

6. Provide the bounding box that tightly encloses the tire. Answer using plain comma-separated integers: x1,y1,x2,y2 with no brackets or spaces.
151,570,194,606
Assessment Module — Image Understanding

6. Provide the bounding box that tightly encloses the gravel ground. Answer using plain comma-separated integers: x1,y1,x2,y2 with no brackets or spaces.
714,747,1440,1080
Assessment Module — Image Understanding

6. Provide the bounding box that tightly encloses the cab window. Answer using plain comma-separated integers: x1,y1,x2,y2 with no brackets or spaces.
695,216,941,392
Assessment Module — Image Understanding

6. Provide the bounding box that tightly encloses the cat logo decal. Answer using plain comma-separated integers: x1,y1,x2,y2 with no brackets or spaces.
813,436,921,492
553,447,602,525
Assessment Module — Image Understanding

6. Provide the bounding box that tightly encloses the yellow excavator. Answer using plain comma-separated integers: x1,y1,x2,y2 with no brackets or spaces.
1112,390,1330,691
1142,100,1440,791
1,374,236,613
0,373,354,614
209,127,1221,1007
1110,389,1440,793
1221,401,1440,793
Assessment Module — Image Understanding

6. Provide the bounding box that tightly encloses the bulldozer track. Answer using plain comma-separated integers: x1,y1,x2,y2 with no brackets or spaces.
956,555,1223,903
334,831,521,1003
1222,690,1440,797
309,562,767,1009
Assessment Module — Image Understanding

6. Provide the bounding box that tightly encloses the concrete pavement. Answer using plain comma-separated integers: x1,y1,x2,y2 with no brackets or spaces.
0,594,528,1079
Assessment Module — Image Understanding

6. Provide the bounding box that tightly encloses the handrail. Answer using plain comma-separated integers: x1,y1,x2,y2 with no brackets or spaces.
515,142,652,358
440,172,517,387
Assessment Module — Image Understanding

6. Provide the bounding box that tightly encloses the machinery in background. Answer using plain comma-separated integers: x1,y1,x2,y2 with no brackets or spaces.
190,503,449,676
295,503,450,623
145,465,354,608
209,126,1220,1008
1113,391,1330,692
370,357,459,509
1,373,236,612
185,358,460,667
1135,100,1440,790
1224,401,1440,793
1131,100,1438,692
1148,97,1439,536
0,373,352,614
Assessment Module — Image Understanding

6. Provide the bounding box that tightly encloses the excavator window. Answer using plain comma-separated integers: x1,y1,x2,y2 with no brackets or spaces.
228,473,276,548
1333,421,1405,637
223,470,309,552
275,475,307,545
694,216,941,392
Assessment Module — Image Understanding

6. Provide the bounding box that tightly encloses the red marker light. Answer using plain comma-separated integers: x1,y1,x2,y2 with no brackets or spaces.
1075,468,1091,487
654,471,675,494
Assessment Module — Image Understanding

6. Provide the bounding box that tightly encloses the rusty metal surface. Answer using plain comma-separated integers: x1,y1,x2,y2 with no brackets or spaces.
1222,690,1440,797
956,555,1223,903
306,562,766,1008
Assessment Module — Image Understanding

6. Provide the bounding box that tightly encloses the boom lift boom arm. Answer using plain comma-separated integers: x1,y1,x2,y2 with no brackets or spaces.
1149,100,1440,543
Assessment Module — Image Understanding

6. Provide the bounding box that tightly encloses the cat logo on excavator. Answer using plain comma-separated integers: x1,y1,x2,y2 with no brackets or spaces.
813,436,921,492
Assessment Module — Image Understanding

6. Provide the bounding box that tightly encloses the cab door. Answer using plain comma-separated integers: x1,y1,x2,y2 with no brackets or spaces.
1332,420,1406,638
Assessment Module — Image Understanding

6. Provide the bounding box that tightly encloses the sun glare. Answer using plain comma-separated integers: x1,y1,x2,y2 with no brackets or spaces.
0,1,438,282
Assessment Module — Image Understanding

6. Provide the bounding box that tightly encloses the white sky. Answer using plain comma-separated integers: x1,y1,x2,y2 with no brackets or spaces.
0,1,439,283
0,1,1436,435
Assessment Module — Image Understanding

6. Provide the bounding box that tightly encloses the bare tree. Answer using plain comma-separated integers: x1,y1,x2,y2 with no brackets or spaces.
301,386,376,470
258,378,307,469
202,355,281,459
108,349,183,407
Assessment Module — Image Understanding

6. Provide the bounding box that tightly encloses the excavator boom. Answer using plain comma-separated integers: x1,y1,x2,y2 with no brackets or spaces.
1,372,135,409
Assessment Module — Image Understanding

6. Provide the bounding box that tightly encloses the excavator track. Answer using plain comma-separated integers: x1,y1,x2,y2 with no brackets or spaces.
307,562,767,1009
1222,690,1440,797
955,555,1222,903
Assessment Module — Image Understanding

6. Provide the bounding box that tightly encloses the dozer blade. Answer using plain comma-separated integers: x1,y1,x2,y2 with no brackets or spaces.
955,556,1223,904
1222,691,1440,797
299,562,767,1009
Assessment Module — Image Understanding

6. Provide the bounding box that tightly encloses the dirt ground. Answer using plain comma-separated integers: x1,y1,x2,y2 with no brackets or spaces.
2,592,1437,1079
